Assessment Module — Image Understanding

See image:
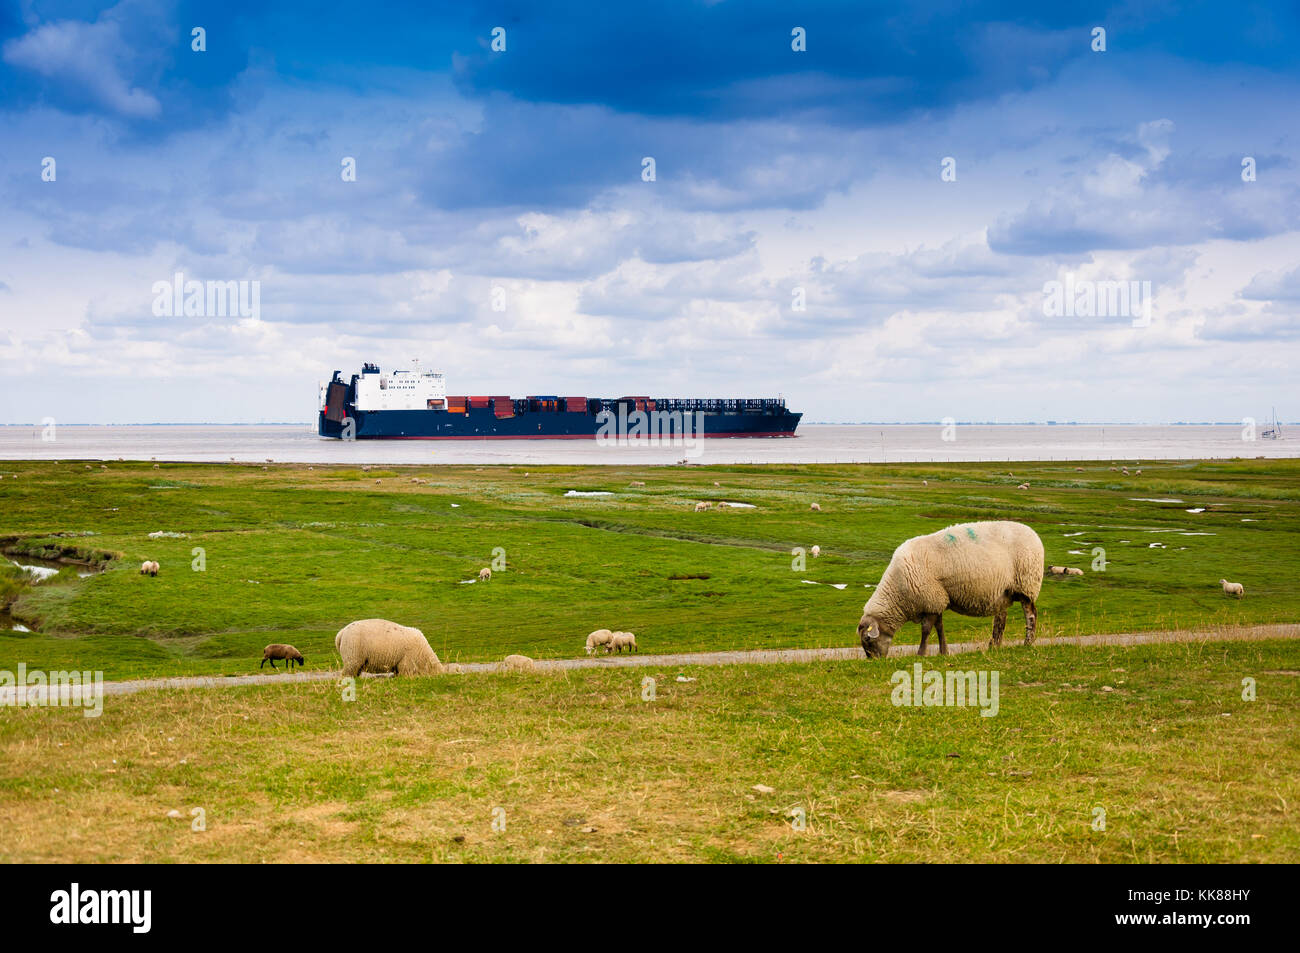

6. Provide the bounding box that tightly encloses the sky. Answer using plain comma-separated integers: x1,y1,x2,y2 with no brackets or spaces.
0,0,1297,424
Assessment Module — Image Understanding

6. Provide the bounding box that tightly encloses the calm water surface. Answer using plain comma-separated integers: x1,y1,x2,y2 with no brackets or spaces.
0,424,1294,464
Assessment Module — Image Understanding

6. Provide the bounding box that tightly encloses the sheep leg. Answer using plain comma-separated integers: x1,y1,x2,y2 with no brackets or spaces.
990,609,1006,649
918,618,932,656
936,615,948,656
259,658,266,669
268,659,277,670
1020,596,1038,645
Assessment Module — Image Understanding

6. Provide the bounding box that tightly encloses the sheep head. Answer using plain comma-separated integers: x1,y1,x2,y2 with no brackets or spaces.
857,614,894,658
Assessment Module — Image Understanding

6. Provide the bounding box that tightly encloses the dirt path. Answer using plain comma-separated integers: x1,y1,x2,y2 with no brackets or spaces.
4,623,1297,705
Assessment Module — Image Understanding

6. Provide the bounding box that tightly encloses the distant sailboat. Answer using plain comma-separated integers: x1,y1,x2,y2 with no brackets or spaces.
1261,407,1283,440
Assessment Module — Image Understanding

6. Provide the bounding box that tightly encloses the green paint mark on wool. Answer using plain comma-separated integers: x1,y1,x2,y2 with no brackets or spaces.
966,527,977,540
945,533,956,544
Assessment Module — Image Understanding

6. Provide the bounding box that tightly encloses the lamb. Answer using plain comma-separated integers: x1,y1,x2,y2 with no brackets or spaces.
810,502,821,512
609,631,638,653
1220,579,1245,598
811,545,821,557
858,521,1044,658
1048,565,1068,575
1017,483,1030,490
139,560,159,576
585,629,614,655
260,643,305,671
478,567,492,582
1065,567,1084,576
695,501,712,512
502,654,536,672
335,619,444,677
630,481,646,487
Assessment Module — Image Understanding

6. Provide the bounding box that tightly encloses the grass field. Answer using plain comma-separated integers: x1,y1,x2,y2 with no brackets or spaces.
1,640,1295,862
1,457,1297,862
1,457,1297,678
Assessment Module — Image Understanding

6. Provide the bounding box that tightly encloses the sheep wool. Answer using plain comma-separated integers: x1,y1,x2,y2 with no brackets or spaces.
609,631,638,653
335,619,444,677
859,521,1044,658
478,567,492,582
502,654,537,672
261,643,305,670
1220,579,1245,598
585,629,614,655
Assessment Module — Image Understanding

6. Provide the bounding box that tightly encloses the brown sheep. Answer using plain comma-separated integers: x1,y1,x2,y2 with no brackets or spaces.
261,643,305,671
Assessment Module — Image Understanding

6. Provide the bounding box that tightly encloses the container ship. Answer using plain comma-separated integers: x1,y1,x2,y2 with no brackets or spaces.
318,362,801,439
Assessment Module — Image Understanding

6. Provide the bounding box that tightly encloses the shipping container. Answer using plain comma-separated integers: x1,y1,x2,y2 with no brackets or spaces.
563,396,588,412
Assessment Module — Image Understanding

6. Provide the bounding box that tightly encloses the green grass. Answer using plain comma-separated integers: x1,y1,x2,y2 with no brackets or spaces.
0,639,1295,862
1,458,1297,679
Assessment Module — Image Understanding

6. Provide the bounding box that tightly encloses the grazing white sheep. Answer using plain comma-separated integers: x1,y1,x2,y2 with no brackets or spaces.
630,481,646,487
1220,579,1245,598
858,521,1044,658
1017,483,1030,490
609,631,638,653
502,654,537,672
585,629,614,655
810,502,821,512
694,501,712,512
139,560,159,576
1048,565,1068,575
335,619,444,677
1065,567,1084,576
478,567,492,582
811,545,821,557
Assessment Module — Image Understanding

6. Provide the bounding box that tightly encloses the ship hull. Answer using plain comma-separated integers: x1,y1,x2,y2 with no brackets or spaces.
319,407,800,439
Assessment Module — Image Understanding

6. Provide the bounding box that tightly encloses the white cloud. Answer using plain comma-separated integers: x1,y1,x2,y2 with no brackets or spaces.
3,6,163,119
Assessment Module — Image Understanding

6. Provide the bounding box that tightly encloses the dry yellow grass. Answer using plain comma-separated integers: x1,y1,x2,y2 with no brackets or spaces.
1,639,1296,863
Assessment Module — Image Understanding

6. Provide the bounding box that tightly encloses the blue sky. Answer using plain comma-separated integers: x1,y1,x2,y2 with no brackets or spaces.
1,0,1298,423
